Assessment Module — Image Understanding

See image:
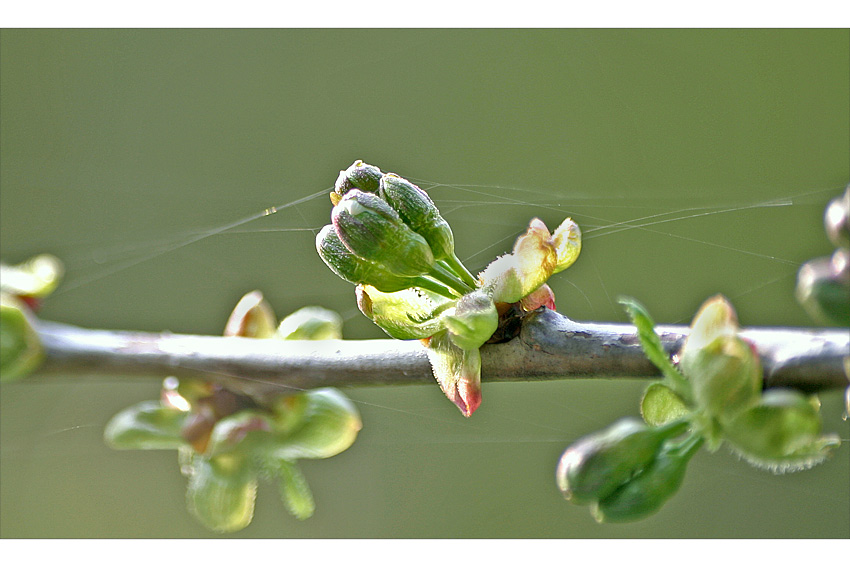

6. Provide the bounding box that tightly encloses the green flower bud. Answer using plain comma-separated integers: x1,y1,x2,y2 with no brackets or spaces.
331,160,383,205
104,400,188,450
277,306,343,341
591,435,702,523
687,335,762,423
268,388,362,461
425,329,482,417
824,186,849,250
678,296,761,422
332,190,435,277
0,253,63,299
556,418,688,505
379,173,455,261
316,224,418,292
443,290,498,351
223,290,277,339
356,284,449,340
679,295,739,376
723,389,841,473
186,453,258,533
344,160,383,193
0,293,44,382
796,252,850,327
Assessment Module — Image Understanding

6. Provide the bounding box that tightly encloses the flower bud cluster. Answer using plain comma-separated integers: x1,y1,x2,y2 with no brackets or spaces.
104,292,361,532
317,161,583,416
559,294,842,523
677,296,839,471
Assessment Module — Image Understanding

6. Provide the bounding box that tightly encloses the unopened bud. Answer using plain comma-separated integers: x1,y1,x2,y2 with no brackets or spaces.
277,306,343,341
479,217,582,305
687,335,762,422
316,224,418,292
0,293,44,382
795,252,850,326
331,160,383,205
679,295,739,375
824,186,849,250
223,290,277,339
332,190,435,277
443,290,498,351
552,218,582,274
556,418,688,505
379,173,455,261
591,435,701,523
0,253,63,300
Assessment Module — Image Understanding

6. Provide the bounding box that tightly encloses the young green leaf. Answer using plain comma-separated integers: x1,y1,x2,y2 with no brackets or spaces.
104,400,188,450
723,389,841,473
275,460,316,520
640,382,690,426
618,296,690,399
268,388,362,461
186,453,258,533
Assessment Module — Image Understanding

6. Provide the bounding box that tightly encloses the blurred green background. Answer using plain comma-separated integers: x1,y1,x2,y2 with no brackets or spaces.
1,29,848,538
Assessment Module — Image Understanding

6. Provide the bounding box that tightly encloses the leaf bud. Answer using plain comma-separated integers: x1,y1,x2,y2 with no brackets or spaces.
552,217,582,274
679,295,739,376
443,290,498,351
331,190,435,277
556,418,688,505
0,253,63,300
316,224,419,292
687,335,762,422
678,296,761,421
0,293,45,382
277,306,343,341
479,217,581,305
379,173,456,261
223,290,277,339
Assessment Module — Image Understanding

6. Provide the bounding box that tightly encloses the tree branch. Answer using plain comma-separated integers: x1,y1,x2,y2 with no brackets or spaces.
30,309,848,401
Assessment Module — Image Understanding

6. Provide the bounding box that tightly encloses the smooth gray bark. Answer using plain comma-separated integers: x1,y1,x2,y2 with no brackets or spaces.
32,310,849,402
